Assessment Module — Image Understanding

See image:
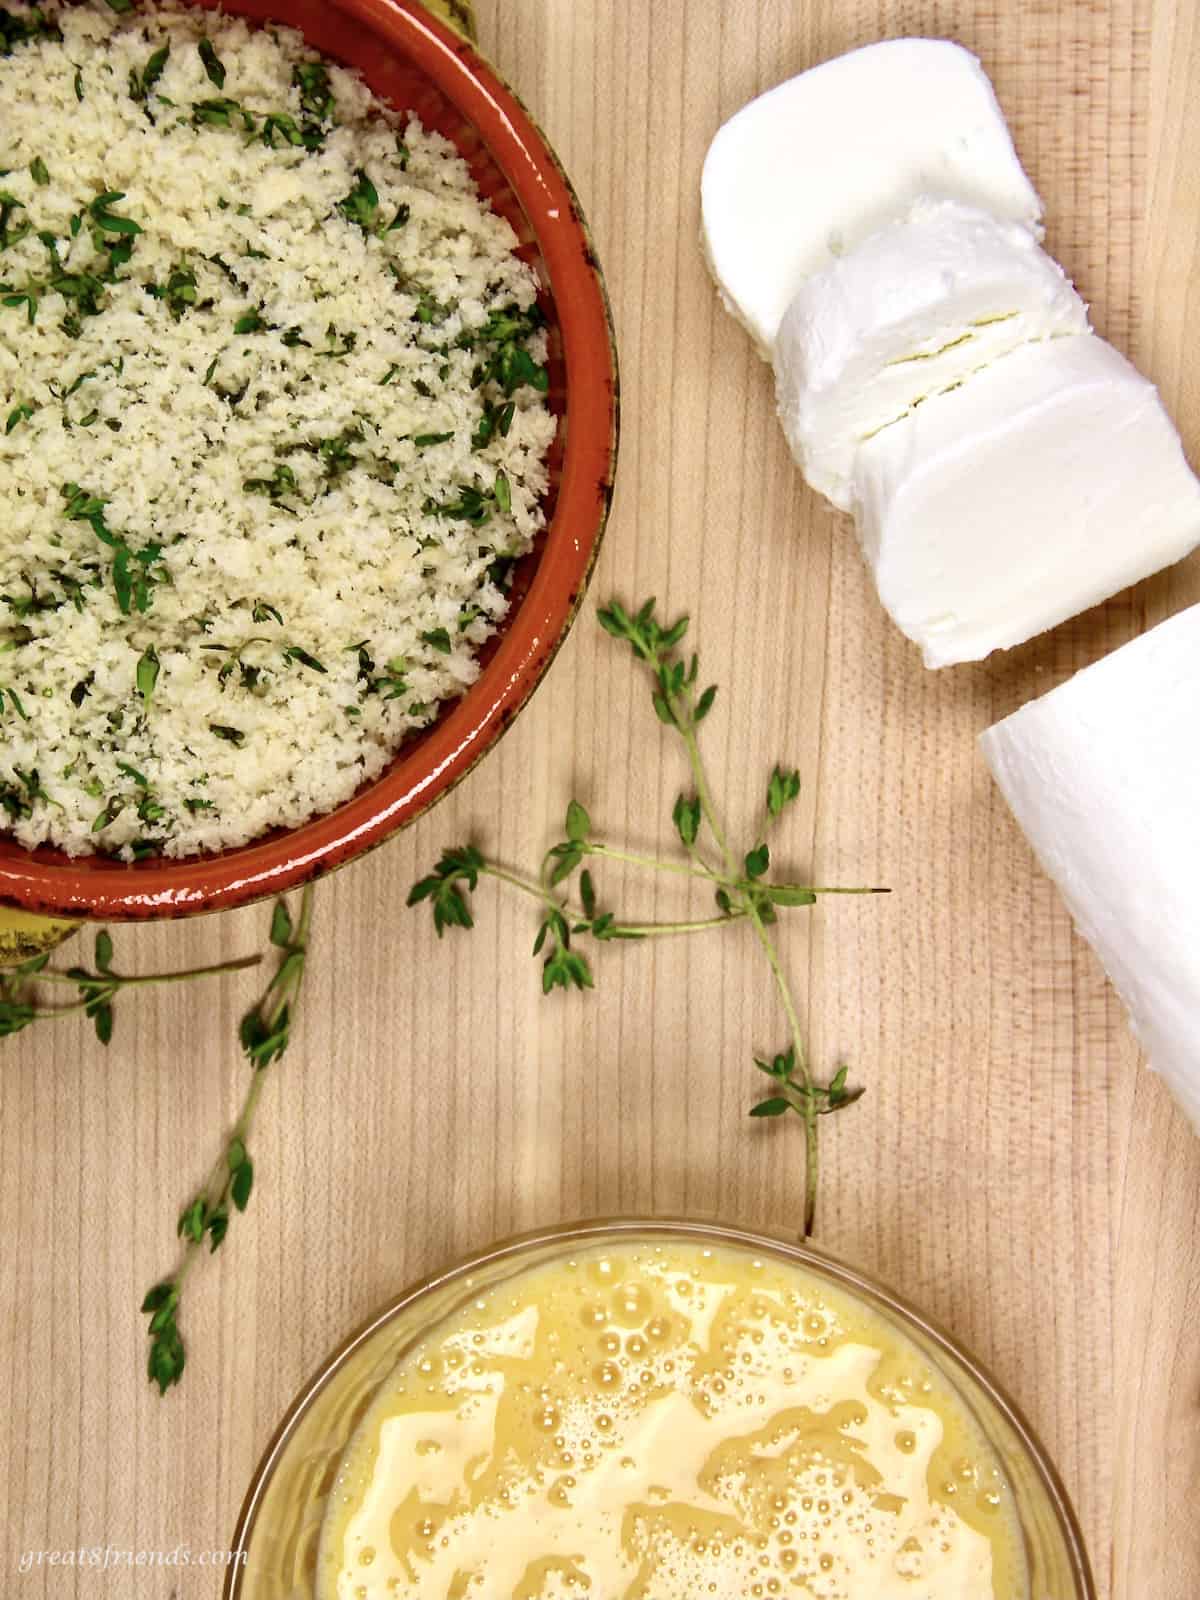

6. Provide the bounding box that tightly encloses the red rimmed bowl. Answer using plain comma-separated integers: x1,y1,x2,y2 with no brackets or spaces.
0,0,617,925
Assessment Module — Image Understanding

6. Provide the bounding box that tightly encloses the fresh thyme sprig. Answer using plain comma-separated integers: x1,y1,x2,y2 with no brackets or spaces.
409,599,888,1235
141,884,315,1393
0,930,260,1044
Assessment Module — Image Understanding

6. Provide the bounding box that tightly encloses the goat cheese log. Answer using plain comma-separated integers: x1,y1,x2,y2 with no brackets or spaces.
982,603,1200,1131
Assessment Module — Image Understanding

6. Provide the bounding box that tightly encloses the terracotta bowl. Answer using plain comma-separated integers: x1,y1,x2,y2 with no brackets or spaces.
0,0,617,923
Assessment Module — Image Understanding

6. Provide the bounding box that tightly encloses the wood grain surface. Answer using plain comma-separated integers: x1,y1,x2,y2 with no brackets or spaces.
2,2,1199,1596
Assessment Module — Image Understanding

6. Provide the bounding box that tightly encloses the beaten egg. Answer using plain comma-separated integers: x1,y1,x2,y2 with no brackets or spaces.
317,1241,1026,1599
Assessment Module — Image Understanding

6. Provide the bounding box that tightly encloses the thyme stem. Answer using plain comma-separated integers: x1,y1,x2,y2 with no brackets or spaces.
675,687,820,1236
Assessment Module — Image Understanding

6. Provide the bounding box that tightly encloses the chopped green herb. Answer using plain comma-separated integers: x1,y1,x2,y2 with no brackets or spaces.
421,627,452,655
92,797,124,832
209,723,245,747
412,430,453,448
0,289,36,324
243,463,297,502
282,645,326,674
312,428,359,480
89,190,143,237
135,646,160,703
337,168,379,232
193,97,256,133
260,111,321,151
493,471,511,514
0,685,28,720
5,400,35,435
252,600,283,626
129,41,169,104
0,7,62,57
316,324,356,359
413,289,451,326
29,156,49,187
116,761,149,789
0,192,30,252
151,260,198,320
428,484,493,525
472,398,515,450
60,483,165,615
467,303,549,396
293,60,335,123
198,37,225,89
234,307,267,335
73,64,84,101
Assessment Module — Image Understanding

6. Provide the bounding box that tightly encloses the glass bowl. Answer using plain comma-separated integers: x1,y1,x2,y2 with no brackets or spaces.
224,1218,1095,1600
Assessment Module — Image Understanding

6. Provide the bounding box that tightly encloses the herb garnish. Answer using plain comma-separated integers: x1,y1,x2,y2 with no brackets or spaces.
0,6,61,57
148,259,198,320
135,645,159,702
472,398,515,450
60,484,166,615
192,96,255,132
293,60,334,123
89,190,143,239
410,601,887,1235
128,40,169,104
0,929,260,1047
243,462,298,504
465,303,549,396
198,37,225,89
141,887,315,1392
0,191,29,251
338,168,381,232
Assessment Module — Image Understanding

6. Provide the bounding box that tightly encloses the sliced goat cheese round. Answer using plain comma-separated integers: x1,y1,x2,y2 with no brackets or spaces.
773,198,1089,510
851,334,1200,667
700,39,1043,354
981,603,1200,1132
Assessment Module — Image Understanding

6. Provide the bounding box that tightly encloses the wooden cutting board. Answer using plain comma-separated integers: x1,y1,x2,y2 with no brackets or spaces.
2,3,1198,1597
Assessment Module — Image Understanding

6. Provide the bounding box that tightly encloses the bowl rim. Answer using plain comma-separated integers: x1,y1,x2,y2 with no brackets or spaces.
0,0,618,922
224,1214,1097,1600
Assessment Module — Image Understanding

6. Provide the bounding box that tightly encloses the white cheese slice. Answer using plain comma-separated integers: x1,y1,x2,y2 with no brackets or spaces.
851,334,1200,667
981,603,1200,1132
700,39,1043,354
772,198,1089,510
